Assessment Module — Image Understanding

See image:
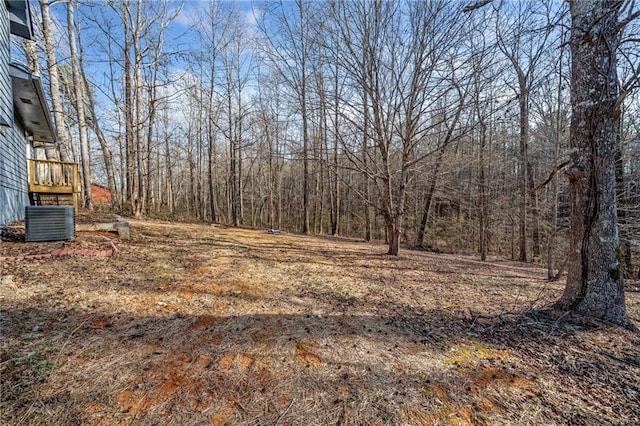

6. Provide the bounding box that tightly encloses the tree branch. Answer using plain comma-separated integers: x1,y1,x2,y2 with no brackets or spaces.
462,0,495,13
615,8,640,33
532,160,571,193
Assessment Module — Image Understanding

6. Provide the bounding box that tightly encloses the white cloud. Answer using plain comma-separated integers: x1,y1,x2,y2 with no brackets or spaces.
174,4,201,27
245,6,263,26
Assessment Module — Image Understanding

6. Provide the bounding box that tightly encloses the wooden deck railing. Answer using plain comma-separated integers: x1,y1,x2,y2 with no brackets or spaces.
28,159,79,210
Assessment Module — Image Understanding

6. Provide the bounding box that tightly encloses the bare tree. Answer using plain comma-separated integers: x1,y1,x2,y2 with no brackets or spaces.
257,0,316,233
557,1,636,328
494,0,557,261
330,0,466,255
463,0,636,327
414,77,466,249
73,11,119,209
529,32,570,280
221,15,248,227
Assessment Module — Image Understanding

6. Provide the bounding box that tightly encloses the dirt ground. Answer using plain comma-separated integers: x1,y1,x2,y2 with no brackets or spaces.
1,219,639,425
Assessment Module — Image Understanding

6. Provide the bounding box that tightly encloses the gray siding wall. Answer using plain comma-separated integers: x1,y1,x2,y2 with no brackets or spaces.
1,1,29,226
0,123,29,225
1,1,11,126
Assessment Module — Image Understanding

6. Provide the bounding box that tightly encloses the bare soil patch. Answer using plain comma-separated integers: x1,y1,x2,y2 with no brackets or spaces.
1,220,638,425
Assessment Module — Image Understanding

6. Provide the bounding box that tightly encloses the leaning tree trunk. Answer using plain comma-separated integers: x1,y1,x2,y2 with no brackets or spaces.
76,21,118,210
557,1,632,328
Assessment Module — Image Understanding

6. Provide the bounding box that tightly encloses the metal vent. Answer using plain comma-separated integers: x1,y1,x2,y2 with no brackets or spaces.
25,206,75,242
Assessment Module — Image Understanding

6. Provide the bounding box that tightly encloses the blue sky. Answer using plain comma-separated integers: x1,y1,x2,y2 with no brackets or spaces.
37,0,269,124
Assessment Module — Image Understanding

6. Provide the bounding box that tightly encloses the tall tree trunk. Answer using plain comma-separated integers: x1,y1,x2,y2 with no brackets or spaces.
67,0,92,210
208,101,218,223
123,0,135,210
362,79,372,241
145,93,157,215
547,42,565,280
41,0,71,162
479,121,489,261
236,68,244,225
557,1,633,329
547,121,561,280
415,93,463,247
527,162,541,259
299,3,310,234
517,77,528,262
163,109,174,216
492,2,554,262
386,216,401,256
331,61,340,236
83,77,117,210
615,125,632,278
301,75,310,234
415,150,443,247
227,71,239,226
133,0,144,218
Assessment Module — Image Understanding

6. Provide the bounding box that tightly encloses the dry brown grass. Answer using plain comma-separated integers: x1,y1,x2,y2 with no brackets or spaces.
1,219,639,425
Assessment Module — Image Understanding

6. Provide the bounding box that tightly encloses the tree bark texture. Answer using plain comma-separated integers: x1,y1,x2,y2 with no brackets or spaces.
558,1,632,328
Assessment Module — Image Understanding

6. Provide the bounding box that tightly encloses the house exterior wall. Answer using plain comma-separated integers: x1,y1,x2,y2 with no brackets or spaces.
1,1,29,226
1,1,12,126
0,121,29,225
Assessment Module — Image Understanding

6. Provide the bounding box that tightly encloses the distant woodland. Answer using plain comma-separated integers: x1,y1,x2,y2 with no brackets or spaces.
23,1,640,274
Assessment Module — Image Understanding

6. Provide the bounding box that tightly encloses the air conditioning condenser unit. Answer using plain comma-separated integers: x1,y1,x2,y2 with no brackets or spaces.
25,206,75,242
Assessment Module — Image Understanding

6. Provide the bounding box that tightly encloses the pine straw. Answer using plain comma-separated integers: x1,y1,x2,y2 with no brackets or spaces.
1,220,639,425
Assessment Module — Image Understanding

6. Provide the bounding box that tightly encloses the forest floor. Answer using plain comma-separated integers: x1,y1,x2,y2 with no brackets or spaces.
1,219,639,425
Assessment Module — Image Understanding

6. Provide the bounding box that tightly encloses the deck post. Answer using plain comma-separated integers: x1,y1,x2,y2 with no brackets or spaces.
73,163,79,211
29,158,36,188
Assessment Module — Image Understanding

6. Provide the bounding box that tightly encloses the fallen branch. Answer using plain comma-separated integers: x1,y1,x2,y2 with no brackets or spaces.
469,309,536,328
550,311,572,334
470,309,572,334
274,398,295,426
598,351,640,369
